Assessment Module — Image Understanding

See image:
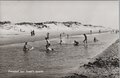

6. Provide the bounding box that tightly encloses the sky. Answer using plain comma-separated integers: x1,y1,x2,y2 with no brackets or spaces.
0,1,119,29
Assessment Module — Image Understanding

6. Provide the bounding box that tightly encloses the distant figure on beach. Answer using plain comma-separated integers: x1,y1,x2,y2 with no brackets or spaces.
112,30,114,33
67,34,69,39
20,29,22,32
31,30,35,36
33,30,35,36
99,30,101,33
94,37,98,42
73,40,79,46
45,33,50,44
115,30,119,34
90,30,92,34
59,34,62,45
23,42,34,52
83,34,87,44
23,42,29,52
45,38,50,50
45,40,54,51
111,30,114,33
45,35,50,46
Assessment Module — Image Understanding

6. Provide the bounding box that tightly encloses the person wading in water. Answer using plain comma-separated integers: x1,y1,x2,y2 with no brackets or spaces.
59,34,63,45
83,34,87,44
23,42,34,52
94,37,98,42
45,33,54,51
31,30,35,36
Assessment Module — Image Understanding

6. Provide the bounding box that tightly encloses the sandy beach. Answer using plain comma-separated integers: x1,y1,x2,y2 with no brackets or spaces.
0,1,119,78
0,22,119,78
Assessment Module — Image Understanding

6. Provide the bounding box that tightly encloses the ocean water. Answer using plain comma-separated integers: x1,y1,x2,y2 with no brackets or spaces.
0,32,118,78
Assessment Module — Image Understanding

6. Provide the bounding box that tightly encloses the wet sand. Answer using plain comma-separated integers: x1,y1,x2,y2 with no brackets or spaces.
0,32,118,78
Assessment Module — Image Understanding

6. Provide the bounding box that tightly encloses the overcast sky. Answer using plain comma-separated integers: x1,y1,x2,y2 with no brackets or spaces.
0,1,119,29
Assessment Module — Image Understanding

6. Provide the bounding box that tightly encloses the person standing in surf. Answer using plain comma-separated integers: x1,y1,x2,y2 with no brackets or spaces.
90,30,92,34
45,33,54,51
31,30,35,36
33,30,35,36
99,30,101,33
45,32,50,46
23,42,29,52
83,34,87,44
93,37,98,42
59,34,62,45
23,42,34,52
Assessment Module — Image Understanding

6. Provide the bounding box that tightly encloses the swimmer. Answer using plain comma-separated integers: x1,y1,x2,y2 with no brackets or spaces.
74,40,79,46
46,44,54,51
23,42,34,52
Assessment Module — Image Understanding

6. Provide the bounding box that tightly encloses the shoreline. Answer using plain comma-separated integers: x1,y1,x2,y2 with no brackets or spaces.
0,31,110,46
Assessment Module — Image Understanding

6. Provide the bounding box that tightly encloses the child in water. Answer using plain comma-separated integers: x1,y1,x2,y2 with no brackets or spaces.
46,45,54,51
45,34,54,51
23,42,29,51
74,40,79,46
23,42,34,52
94,37,98,42
45,43,54,51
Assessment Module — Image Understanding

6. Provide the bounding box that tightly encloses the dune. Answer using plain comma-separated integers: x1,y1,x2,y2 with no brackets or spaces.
0,21,112,45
